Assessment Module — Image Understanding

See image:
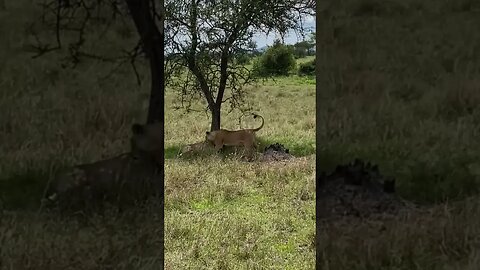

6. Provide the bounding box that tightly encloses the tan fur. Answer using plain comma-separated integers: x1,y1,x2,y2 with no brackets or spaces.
179,141,212,156
205,114,264,159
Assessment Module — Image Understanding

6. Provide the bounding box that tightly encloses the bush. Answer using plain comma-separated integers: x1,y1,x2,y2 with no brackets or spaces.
253,40,296,77
298,58,315,76
235,53,251,65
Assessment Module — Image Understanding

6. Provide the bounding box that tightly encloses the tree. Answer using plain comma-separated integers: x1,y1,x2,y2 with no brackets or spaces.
254,40,296,76
235,52,251,65
298,58,315,76
125,0,164,124
309,31,316,43
293,40,311,58
308,31,315,54
29,0,164,124
28,0,165,263
165,0,315,131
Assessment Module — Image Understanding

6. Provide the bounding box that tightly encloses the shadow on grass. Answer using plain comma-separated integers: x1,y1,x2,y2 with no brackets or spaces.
257,137,315,156
165,145,182,159
317,146,480,204
0,169,50,210
165,144,217,161
165,137,316,160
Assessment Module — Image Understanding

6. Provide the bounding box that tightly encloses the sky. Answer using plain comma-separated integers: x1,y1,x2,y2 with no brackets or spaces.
252,15,315,49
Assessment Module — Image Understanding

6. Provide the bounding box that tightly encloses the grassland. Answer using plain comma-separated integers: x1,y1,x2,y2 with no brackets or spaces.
317,0,480,203
1,0,480,269
0,2,315,269
316,0,480,269
164,76,316,269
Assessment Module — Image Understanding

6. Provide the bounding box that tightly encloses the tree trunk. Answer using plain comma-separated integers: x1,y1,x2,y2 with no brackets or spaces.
146,37,164,124
210,104,221,131
209,46,231,131
125,0,164,124
124,0,164,266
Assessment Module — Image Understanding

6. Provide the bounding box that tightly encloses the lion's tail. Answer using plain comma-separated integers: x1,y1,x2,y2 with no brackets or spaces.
251,113,264,132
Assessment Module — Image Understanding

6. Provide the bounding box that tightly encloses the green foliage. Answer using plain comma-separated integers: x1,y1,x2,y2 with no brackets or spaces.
3,0,480,269
164,0,313,128
292,40,315,58
235,53,251,65
297,58,315,76
253,40,296,77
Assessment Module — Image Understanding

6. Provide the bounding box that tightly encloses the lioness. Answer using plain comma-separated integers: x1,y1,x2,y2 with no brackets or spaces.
178,141,212,157
205,113,264,159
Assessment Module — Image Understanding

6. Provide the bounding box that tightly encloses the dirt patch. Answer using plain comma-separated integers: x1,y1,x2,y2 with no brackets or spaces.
260,143,295,162
317,159,417,221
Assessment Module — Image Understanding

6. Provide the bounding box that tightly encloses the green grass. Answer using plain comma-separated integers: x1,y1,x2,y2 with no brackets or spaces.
316,0,480,205
313,1,480,268
2,0,480,269
164,68,315,269
296,55,315,64
0,3,315,268
164,157,315,269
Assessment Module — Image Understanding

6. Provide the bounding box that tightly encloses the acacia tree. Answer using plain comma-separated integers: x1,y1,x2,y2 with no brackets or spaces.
165,0,315,131
293,40,315,57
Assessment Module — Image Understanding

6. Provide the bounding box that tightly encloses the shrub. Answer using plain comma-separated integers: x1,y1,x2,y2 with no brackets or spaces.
298,58,315,76
253,40,296,77
235,53,251,65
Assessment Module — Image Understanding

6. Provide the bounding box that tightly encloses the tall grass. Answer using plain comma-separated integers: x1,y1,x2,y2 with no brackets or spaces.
317,0,480,204
1,0,480,268
314,0,480,268
1,2,315,269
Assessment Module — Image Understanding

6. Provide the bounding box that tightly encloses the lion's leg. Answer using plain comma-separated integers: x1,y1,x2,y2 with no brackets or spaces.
243,141,255,161
237,141,248,157
252,140,258,151
214,141,223,152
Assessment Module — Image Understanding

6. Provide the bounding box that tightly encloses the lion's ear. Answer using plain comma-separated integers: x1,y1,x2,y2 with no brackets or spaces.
132,123,144,135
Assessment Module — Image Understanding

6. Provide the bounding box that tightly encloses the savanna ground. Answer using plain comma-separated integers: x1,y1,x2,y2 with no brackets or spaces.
2,0,480,269
316,0,480,269
164,73,316,269
0,2,315,269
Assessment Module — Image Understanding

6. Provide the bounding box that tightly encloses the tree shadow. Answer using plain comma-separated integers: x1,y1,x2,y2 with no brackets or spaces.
1,138,315,210
0,169,50,210
165,145,183,159
164,144,215,161
164,137,316,161
256,137,315,157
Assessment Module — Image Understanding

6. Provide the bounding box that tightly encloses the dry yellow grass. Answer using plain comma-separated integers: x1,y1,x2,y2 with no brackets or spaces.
2,0,480,269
